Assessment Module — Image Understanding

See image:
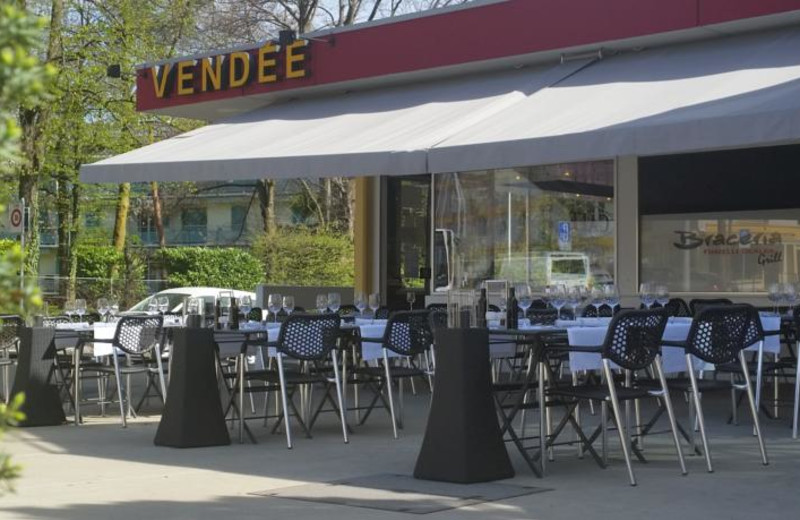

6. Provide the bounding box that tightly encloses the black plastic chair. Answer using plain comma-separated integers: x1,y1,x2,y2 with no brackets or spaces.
581,305,613,317
646,298,691,317
663,304,768,472
547,308,686,485
527,309,559,325
246,307,263,322
374,306,391,319
91,316,166,427
689,298,732,315
0,315,22,403
357,310,432,438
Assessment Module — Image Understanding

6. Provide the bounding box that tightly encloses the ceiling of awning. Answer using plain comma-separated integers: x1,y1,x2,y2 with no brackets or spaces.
80,60,590,183
428,27,800,173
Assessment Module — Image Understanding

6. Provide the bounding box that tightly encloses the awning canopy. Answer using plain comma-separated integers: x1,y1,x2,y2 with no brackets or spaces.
429,27,800,173
81,27,800,184
80,61,589,183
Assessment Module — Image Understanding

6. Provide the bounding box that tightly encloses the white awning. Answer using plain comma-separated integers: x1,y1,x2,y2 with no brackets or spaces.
429,27,800,173
80,61,589,183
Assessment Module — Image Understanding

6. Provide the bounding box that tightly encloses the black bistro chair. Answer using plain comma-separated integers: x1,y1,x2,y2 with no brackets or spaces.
0,315,23,403
662,304,769,472
91,316,166,427
646,298,691,317
356,310,433,438
689,298,732,316
547,308,686,486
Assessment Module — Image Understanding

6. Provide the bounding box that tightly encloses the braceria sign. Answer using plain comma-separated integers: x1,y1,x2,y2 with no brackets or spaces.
673,230,783,266
145,40,310,99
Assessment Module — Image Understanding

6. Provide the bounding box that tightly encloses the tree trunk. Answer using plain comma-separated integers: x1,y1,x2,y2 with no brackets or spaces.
65,182,81,301
324,178,332,225
151,181,166,247
55,172,71,283
112,183,130,252
346,178,356,239
255,179,277,234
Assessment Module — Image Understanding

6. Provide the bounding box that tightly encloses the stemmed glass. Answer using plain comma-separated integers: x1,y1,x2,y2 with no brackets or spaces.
368,293,380,323
239,295,252,325
158,296,170,314
550,284,567,320
282,295,295,317
639,282,655,309
328,292,341,314
590,287,604,316
767,283,781,315
655,285,669,309
316,293,328,314
567,286,581,320
354,291,367,317
75,299,87,323
97,298,109,322
268,293,282,323
604,285,620,313
784,283,798,314
516,284,533,324
109,299,119,321
64,300,75,322
406,291,416,311
147,297,159,313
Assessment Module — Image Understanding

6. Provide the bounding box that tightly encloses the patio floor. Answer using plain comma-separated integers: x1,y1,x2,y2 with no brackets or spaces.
2,390,799,520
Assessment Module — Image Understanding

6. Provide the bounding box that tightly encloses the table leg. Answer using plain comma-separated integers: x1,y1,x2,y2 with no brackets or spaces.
73,346,81,425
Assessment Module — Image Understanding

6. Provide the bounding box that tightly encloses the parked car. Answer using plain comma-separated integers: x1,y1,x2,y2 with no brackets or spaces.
126,287,257,315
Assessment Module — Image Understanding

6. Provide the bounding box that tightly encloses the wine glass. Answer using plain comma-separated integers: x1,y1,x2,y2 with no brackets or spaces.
97,298,109,322
316,293,329,314
515,284,533,324
268,293,282,323
654,285,669,309
109,299,119,321
368,293,380,323
590,287,604,316
64,300,75,322
327,292,341,314
550,284,567,320
75,299,87,323
541,285,552,309
639,282,655,310
784,283,798,313
147,297,159,313
567,286,581,320
282,295,295,317
767,283,781,315
354,291,367,316
158,296,170,314
604,284,621,313
406,291,416,311
239,295,252,325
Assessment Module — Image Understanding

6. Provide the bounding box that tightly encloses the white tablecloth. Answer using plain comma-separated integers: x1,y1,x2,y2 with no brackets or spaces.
566,315,781,373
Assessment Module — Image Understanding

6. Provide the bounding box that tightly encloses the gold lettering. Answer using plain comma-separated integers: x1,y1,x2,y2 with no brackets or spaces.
229,51,250,88
257,43,278,83
177,60,195,95
151,63,172,98
285,40,308,79
201,56,222,92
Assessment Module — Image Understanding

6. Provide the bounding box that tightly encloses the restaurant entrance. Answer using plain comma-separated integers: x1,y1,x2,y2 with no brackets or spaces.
382,175,431,310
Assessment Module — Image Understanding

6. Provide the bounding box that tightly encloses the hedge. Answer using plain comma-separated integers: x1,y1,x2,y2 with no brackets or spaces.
157,247,264,292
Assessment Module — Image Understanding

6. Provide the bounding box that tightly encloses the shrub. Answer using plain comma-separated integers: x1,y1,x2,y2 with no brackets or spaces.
157,247,263,292
253,228,354,286
75,245,147,308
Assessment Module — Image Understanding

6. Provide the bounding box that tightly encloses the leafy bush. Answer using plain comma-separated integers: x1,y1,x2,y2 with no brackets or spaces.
75,245,147,307
157,247,263,292
254,228,354,286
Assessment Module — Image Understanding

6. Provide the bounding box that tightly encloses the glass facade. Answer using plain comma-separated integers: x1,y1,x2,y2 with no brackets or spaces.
639,145,800,293
433,161,615,291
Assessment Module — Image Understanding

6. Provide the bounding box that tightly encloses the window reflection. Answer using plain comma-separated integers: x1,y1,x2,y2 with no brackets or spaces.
433,161,615,291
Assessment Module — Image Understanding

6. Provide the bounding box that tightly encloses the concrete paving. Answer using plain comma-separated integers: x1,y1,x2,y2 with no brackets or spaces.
2,391,800,520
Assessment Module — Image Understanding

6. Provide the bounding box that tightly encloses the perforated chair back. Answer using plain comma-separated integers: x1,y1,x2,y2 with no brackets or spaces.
582,305,613,317
247,307,263,322
112,315,164,356
664,298,692,317
277,313,341,361
600,308,668,371
0,315,22,351
742,305,766,348
382,310,433,356
337,305,359,317
426,303,447,311
689,298,733,316
684,304,751,364
375,306,391,319
429,310,448,331
527,309,559,325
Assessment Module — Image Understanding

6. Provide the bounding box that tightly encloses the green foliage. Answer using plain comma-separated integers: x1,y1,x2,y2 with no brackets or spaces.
254,228,354,287
75,244,146,307
0,1,55,165
157,247,263,292
0,241,41,315
0,393,24,495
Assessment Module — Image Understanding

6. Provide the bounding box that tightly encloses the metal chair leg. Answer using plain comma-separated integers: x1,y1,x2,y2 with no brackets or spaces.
111,353,126,428
276,355,293,449
238,354,245,443
383,349,398,439
753,341,764,437
601,400,608,465
331,350,349,444
686,354,713,472
739,350,769,465
654,356,687,475
155,345,168,404
603,360,636,486
793,343,800,439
